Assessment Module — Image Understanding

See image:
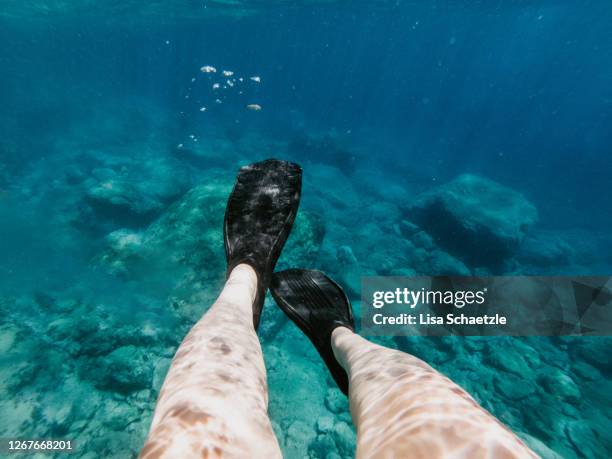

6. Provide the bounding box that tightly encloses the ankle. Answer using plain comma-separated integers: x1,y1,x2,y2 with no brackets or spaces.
231,263,258,281
330,326,354,367
331,325,353,341
226,263,259,304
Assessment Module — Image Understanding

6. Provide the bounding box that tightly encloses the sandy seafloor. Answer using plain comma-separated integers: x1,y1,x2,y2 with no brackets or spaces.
1,1,612,458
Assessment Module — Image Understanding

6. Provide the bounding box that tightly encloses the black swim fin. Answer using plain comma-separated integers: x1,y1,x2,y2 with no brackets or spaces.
224,159,302,330
270,269,355,395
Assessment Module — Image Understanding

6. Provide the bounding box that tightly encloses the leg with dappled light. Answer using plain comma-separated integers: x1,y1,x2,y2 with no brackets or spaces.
331,326,538,459
140,264,281,459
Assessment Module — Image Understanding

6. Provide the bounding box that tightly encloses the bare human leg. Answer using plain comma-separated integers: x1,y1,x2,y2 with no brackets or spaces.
141,159,301,458
140,264,281,459
331,326,538,459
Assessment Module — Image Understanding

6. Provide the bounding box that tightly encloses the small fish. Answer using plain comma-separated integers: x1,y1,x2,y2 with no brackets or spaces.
177,143,184,148
200,65,217,73
191,77,196,82
189,134,195,139
250,76,261,83
239,77,244,82
215,98,222,104
222,70,234,77
212,83,220,90
227,80,234,87
247,104,262,111
199,106,207,112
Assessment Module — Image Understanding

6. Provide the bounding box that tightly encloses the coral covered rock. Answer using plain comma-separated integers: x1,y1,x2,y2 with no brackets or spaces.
96,180,325,322
84,176,164,224
81,158,190,229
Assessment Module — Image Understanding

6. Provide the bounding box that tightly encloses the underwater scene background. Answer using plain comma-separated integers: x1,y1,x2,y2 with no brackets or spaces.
1,1,611,457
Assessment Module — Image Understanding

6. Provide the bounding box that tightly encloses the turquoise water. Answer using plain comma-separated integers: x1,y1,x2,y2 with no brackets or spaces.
1,1,611,458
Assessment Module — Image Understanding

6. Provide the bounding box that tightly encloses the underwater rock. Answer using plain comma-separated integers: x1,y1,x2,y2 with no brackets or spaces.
485,340,532,376
47,317,80,344
84,176,164,225
81,157,190,229
64,165,87,185
41,402,74,436
285,420,317,458
521,402,560,441
332,421,356,457
309,434,338,458
368,201,402,226
425,249,471,276
304,164,361,214
495,373,536,401
352,167,412,208
98,180,229,278
89,345,154,394
333,245,364,296
276,209,326,271
316,415,335,433
324,388,348,414
97,180,324,323
97,229,146,278
71,312,173,358
337,245,358,266
406,174,537,268
5,355,42,393
540,370,581,403
266,332,334,454
33,291,56,310
143,181,225,265
565,420,601,459
47,314,101,356
152,357,172,393
348,221,420,277
396,220,420,238
0,326,17,354
258,300,289,342
411,230,435,249
572,338,612,371
516,230,573,267
571,361,601,381
520,433,565,459
512,339,542,368
99,398,141,431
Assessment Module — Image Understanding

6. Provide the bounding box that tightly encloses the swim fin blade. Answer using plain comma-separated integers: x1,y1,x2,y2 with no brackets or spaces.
270,269,355,395
224,159,302,330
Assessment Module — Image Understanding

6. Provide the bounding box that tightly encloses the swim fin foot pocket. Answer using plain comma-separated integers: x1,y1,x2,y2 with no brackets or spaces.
270,269,355,395
224,159,302,330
